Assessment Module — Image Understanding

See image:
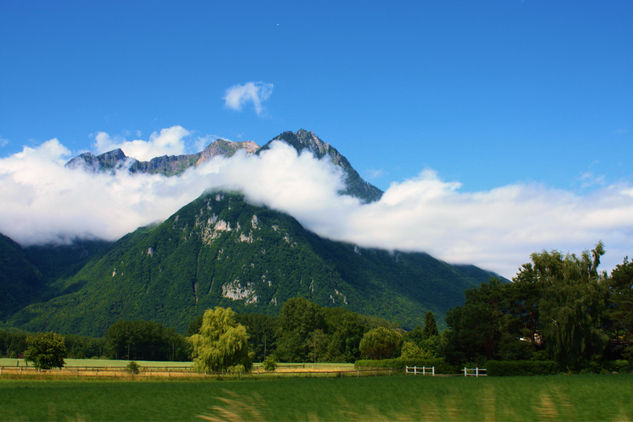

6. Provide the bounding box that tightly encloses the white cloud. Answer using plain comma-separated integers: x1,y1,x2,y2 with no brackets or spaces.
0,137,8,147
1,131,633,279
94,126,190,161
223,82,274,116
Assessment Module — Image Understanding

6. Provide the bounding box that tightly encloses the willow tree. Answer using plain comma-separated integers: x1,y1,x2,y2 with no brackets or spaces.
517,242,609,369
189,307,251,373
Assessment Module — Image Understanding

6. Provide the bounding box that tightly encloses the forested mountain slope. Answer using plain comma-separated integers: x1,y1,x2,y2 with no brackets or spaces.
9,192,497,336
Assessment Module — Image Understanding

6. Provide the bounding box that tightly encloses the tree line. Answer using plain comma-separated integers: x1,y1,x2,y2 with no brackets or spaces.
3,242,631,373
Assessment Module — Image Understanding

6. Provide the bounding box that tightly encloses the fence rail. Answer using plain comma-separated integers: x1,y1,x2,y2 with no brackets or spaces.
463,367,487,377
405,365,435,376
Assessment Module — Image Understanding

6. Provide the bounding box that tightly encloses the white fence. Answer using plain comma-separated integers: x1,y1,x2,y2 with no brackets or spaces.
405,365,435,376
463,367,487,377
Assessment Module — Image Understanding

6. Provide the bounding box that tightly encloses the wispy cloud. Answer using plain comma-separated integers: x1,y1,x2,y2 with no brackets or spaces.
365,169,386,180
1,130,633,279
223,82,273,116
93,126,190,161
0,137,8,147
579,172,606,189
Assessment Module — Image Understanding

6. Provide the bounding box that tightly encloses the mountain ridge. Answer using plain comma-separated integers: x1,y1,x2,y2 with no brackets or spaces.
5,191,498,336
65,129,383,203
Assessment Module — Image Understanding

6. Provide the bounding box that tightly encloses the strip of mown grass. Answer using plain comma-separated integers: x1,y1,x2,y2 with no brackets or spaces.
1,374,632,421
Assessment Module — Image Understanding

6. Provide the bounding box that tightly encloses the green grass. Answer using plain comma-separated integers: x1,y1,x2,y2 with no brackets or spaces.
1,374,632,421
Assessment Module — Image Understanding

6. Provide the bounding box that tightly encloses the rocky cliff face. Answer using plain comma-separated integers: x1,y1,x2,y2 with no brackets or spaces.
64,130,383,203
65,139,259,176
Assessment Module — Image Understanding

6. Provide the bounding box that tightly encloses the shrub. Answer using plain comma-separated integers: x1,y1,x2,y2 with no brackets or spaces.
603,360,631,373
262,356,277,372
486,360,559,376
126,361,140,374
227,364,246,375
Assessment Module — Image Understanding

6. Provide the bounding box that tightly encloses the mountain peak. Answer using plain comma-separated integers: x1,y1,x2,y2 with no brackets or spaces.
271,129,331,158
262,129,383,203
65,148,130,172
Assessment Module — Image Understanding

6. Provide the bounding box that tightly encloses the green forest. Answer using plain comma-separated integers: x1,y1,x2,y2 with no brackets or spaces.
2,243,632,375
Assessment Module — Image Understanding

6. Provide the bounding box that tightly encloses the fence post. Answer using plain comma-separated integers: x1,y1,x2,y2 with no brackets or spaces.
476,367,479,377
432,366,435,376
463,367,467,376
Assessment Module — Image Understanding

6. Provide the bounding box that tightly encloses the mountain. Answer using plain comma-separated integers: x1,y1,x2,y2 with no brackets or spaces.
65,139,259,176
0,234,45,319
0,235,112,321
65,130,383,203
260,130,383,203
7,192,497,336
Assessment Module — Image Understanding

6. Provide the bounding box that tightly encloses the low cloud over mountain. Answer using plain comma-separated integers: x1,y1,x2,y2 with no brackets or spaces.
1,128,632,278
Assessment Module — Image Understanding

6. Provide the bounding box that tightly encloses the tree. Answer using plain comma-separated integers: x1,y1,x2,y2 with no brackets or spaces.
422,311,439,339
359,327,402,360
275,298,325,362
605,258,633,360
400,341,432,360
517,243,609,369
189,307,251,373
24,332,66,369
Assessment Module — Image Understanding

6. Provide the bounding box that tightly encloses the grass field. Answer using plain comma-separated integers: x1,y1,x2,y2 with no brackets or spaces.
1,374,632,421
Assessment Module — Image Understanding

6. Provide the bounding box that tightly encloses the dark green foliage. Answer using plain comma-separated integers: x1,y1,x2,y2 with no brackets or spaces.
422,311,439,338
24,332,66,369
262,355,277,371
24,239,111,283
105,320,189,361
275,298,326,362
237,313,277,362
445,300,502,365
0,233,45,319
359,327,403,360
64,334,107,358
605,258,633,361
126,360,140,374
486,360,560,376
7,192,494,336
0,329,28,358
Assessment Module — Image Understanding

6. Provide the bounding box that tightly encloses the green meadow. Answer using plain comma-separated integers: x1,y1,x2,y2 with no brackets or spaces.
1,374,632,421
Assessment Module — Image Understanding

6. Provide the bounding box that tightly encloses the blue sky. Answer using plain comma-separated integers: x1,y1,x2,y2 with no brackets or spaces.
2,0,631,191
1,1,633,276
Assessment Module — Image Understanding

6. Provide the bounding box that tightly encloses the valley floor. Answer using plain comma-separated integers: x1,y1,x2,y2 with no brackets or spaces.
1,374,632,421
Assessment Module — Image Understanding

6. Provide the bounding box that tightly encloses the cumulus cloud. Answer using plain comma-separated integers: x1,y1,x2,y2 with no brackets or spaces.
223,82,274,116
94,126,190,161
1,132,633,279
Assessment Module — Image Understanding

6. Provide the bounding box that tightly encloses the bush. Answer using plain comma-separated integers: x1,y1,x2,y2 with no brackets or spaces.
262,356,277,372
600,360,631,373
486,360,559,376
126,361,140,374
354,357,458,374
227,364,246,375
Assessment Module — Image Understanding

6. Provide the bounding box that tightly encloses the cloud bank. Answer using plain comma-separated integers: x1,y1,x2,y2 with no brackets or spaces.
224,82,274,116
1,130,633,278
